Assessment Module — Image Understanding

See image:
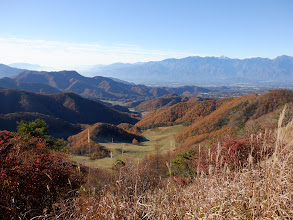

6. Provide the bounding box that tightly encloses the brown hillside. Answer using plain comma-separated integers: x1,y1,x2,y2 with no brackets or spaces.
243,89,293,119
136,94,189,111
136,89,293,148
117,123,141,135
175,95,256,145
136,100,218,128
68,123,143,156
175,89,293,147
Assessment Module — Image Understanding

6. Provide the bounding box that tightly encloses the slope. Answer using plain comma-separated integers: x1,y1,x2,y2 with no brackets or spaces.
136,94,189,111
0,77,60,93
136,100,218,128
136,89,293,148
0,64,23,78
0,89,138,125
0,112,81,139
175,89,293,146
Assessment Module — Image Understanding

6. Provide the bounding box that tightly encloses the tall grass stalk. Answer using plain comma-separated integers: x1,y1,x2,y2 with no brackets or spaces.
52,107,292,219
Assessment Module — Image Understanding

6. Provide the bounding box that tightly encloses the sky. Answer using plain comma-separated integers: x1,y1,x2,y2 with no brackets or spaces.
0,0,292,69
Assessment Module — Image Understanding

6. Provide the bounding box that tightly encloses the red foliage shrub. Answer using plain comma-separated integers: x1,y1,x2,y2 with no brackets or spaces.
173,133,275,178
217,138,257,168
0,131,84,219
198,135,274,173
217,135,274,168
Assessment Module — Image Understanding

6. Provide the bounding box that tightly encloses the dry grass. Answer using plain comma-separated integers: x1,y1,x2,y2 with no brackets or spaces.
51,109,293,219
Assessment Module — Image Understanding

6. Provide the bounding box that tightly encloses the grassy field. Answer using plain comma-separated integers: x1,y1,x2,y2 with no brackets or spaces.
71,125,184,169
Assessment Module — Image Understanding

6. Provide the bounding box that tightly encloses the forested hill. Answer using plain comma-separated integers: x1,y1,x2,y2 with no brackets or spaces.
0,89,138,125
0,77,60,94
0,112,81,139
135,94,202,111
0,69,210,101
136,89,293,148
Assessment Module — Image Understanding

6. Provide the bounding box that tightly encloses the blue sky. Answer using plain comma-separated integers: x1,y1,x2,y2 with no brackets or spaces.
0,0,292,69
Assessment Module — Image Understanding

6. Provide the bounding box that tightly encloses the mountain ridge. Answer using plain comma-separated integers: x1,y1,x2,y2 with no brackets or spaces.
81,55,293,85
0,64,24,78
1,69,210,101
0,88,138,125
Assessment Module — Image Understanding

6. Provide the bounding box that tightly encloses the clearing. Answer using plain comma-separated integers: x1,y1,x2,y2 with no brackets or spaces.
71,125,184,169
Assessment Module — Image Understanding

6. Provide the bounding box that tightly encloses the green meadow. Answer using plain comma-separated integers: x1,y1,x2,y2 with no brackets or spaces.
71,125,184,169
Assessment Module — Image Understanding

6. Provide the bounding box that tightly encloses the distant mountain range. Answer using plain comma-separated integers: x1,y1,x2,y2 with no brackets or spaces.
80,55,293,85
0,55,292,102
8,63,46,71
0,67,210,101
2,55,293,86
0,64,23,78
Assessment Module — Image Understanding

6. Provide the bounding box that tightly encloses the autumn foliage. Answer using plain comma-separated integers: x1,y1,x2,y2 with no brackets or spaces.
136,100,218,128
68,123,143,157
1,90,293,219
0,131,84,219
136,93,189,111
54,116,292,219
173,133,275,177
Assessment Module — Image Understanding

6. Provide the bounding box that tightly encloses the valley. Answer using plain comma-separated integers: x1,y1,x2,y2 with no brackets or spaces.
2,1,293,218
0,61,292,219
71,125,183,169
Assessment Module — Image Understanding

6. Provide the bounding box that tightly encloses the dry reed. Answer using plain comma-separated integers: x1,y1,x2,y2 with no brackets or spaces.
50,107,293,219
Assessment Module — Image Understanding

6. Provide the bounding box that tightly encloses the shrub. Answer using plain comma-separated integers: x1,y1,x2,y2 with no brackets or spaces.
0,131,84,219
16,119,68,151
171,150,196,177
132,138,139,145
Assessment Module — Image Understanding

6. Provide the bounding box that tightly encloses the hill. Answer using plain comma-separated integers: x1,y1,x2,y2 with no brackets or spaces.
81,55,293,85
68,123,143,157
0,77,60,93
136,89,293,148
136,100,218,128
8,70,211,101
0,112,81,139
176,89,293,147
11,70,163,100
0,89,138,125
116,123,141,135
174,95,257,145
0,64,23,78
136,94,190,111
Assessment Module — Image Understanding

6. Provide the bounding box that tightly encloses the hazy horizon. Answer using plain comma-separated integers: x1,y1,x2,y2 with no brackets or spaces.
4,54,292,73
1,0,292,70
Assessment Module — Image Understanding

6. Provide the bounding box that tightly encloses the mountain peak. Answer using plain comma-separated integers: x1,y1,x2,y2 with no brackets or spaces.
275,55,293,61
